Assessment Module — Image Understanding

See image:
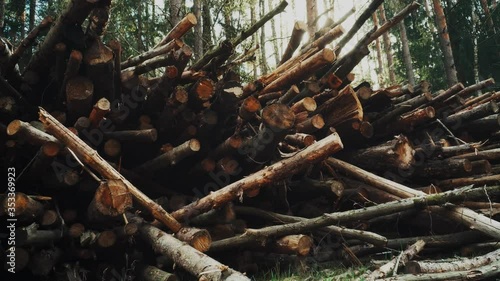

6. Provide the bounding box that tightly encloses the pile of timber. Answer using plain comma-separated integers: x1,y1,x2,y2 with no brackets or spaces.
0,0,499,280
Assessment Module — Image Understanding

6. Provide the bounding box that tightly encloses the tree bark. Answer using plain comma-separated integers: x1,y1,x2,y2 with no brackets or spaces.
0,0,4,36
138,222,250,281
306,0,318,40
366,240,426,280
432,0,458,87
170,0,182,27
399,21,416,86
406,248,500,274
279,21,307,65
38,108,211,251
193,0,203,60
171,132,343,221
378,4,397,85
372,12,385,87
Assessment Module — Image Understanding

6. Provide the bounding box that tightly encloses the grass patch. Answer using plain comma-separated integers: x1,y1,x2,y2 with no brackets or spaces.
252,262,369,281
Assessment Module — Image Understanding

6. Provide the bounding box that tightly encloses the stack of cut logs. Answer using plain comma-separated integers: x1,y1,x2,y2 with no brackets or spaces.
1,0,499,280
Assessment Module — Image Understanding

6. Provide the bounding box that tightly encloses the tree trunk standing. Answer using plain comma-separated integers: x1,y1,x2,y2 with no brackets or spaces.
29,0,36,31
137,0,143,52
306,0,318,40
372,12,385,87
399,21,416,86
472,5,480,85
432,0,458,87
479,0,495,32
0,0,5,36
202,1,212,53
250,1,258,79
259,0,268,75
170,0,182,27
193,0,202,60
268,0,281,66
378,4,397,85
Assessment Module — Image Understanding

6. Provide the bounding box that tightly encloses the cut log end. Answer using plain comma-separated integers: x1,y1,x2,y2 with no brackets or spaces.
175,227,212,252
6,119,22,136
262,104,295,131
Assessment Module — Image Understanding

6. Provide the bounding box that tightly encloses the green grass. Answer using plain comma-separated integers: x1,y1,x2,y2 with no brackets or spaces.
252,262,369,281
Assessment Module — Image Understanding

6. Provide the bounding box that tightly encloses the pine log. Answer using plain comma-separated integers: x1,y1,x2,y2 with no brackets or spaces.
406,248,500,274
434,174,500,189
452,78,496,100
7,119,59,145
416,83,463,110
138,222,250,281
87,180,133,222
108,39,122,100
38,108,213,250
373,92,433,130
385,106,435,134
327,158,500,239
84,37,115,102
290,97,317,114
341,135,414,171
24,0,100,91
24,141,60,178
260,48,335,95
412,158,472,178
103,128,158,143
155,13,197,48
450,148,500,161
188,77,215,111
296,114,325,134
122,39,183,69
365,240,426,280
335,0,384,55
381,260,500,281
171,132,343,221
213,185,499,252
315,86,363,128
234,206,387,246
271,235,314,256
136,264,178,281
17,223,62,246
367,2,420,44
5,16,53,74
65,76,94,122
88,97,110,128
134,139,200,173
443,100,499,128
279,21,307,65
0,192,44,222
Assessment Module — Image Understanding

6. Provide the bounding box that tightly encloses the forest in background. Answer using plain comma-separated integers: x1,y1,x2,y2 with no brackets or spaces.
0,0,498,91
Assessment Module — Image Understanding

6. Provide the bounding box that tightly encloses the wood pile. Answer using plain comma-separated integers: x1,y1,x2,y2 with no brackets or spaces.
1,0,499,280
